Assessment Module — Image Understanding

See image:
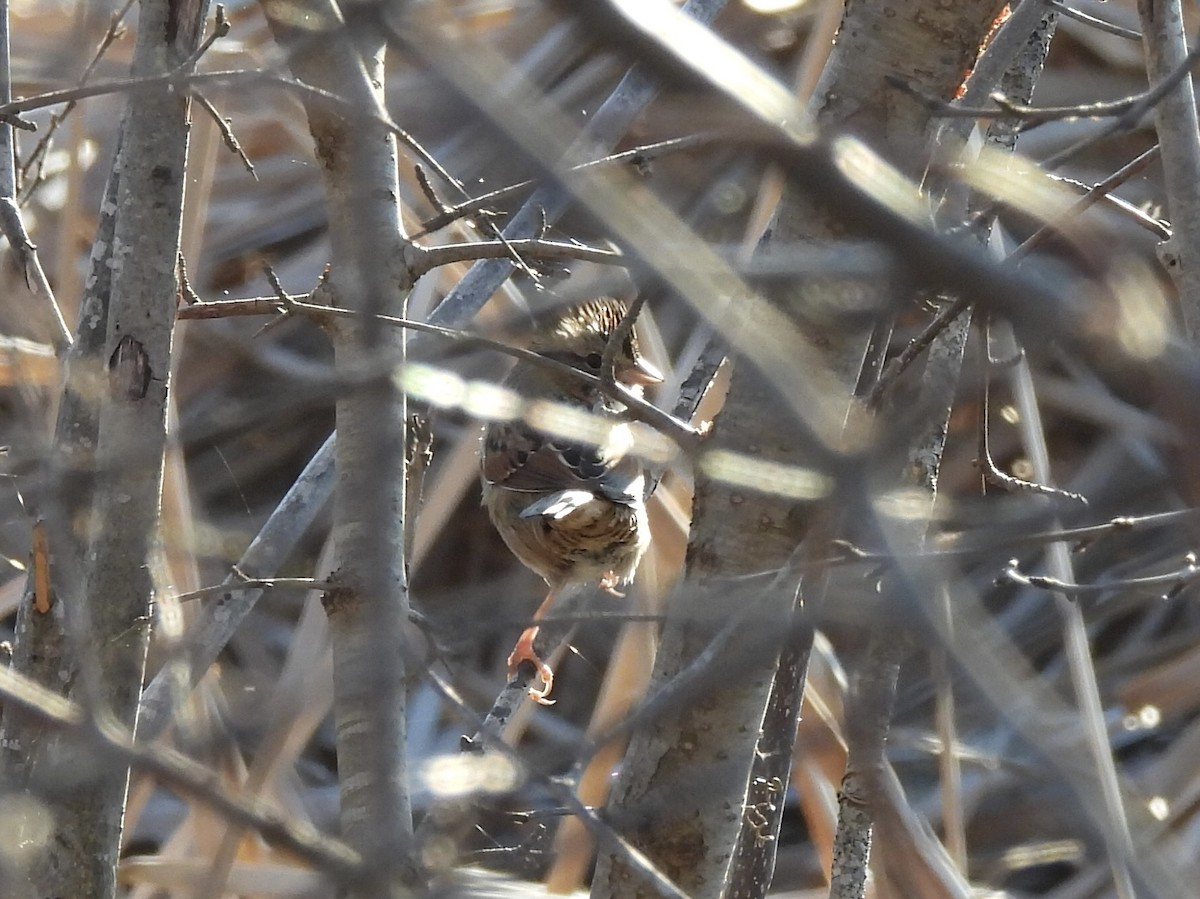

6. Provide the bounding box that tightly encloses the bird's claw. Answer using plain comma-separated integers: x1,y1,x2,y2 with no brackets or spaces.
508,629,556,705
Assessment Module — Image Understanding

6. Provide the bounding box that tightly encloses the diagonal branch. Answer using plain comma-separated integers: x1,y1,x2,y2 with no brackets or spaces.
0,662,365,885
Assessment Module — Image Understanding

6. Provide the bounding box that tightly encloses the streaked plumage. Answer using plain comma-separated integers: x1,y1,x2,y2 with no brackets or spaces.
480,298,661,703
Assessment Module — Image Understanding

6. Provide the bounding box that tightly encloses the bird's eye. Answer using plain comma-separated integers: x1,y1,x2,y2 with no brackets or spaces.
585,352,603,370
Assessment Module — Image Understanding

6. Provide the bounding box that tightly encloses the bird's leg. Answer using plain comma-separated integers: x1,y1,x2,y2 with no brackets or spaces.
599,571,625,597
507,585,559,705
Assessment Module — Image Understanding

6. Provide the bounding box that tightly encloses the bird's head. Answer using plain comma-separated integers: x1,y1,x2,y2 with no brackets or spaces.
529,297,663,387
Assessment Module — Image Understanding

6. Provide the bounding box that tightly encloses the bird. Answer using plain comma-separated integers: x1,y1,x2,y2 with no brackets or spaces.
480,297,662,704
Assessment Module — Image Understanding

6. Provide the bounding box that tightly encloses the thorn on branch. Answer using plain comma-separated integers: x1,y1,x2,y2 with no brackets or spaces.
986,347,1025,370
414,163,449,215
176,285,701,448
974,320,1087,506
255,262,303,337
410,134,712,238
179,4,230,71
0,112,35,132
975,450,1088,505
177,253,200,305
193,90,256,179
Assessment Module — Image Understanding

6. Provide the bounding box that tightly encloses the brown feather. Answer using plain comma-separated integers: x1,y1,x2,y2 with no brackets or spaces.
480,297,653,590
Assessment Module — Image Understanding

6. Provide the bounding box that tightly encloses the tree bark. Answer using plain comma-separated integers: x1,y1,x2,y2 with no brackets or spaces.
261,1,417,891
592,3,1009,898
0,0,208,894
1138,0,1200,341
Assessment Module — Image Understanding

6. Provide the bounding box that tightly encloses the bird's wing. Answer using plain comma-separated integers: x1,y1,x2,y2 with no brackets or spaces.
482,420,643,508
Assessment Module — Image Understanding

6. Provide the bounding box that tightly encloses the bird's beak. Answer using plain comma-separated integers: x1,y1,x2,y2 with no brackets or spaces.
619,356,664,386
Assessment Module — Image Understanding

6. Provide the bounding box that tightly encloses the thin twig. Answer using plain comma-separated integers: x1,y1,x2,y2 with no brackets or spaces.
997,314,1138,899
170,576,333,604
1000,553,1200,598
943,508,1200,554
891,74,1152,125
411,134,716,237
410,237,622,276
1048,171,1170,240
423,665,691,899
0,663,366,884
175,296,285,318
178,294,703,449
976,319,1088,504
0,0,69,351
1041,37,1200,170
876,144,1165,403
18,0,135,193
413,163,447,216
869,296,971,404
177,3,230,71
0,66,461,208
192,90,256,178
253,262,301,338
821,507,1200,569
600,293,647,389
0,69,286,123
892,33,1200,172
1049,0,1141,42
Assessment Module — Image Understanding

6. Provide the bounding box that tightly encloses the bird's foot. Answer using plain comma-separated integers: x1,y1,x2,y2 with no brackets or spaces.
507,627,556,705
599,572,625,597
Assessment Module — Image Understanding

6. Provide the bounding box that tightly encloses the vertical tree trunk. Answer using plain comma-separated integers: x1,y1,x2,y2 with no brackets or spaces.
0,0,208,894
261,2,416,890
593,3,1009,897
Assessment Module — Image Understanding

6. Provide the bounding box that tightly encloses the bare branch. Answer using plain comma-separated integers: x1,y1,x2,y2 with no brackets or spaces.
1000,553,1200,598
18,0,135,192
410,237,622,276
412,134,716,237
0,662,365,884
0,0,69,352
191,90,256,178
177,292,703,449
138,435,337,739
1050,0,1142,42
